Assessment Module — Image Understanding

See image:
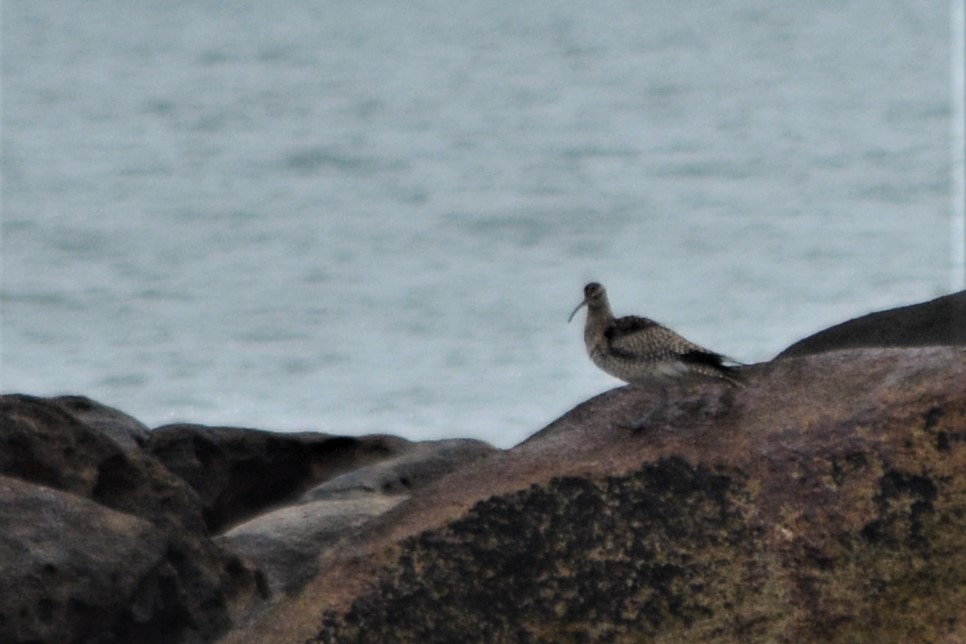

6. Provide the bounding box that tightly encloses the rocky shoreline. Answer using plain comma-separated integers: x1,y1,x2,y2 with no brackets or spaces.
1,292,964,643
0,395,495,643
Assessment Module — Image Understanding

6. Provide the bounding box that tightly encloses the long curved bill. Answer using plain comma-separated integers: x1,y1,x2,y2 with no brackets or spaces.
567,298,588,323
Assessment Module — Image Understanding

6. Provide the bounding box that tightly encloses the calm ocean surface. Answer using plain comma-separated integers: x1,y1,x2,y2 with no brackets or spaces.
1,1,958,446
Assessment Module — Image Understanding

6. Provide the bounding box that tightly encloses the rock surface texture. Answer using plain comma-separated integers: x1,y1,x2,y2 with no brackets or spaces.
228,347,966,643
219,438,496,597
1,293,964,643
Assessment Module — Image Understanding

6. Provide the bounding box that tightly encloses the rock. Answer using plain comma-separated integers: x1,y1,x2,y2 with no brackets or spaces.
303,439,496,501
0,395,494,642
0,394,204,532
48,395,151,450
5,334,964,642
219,496,407,598
777,290,966,358
0,394,498,641
0,395,265,644
224,347,966,643
0,475,168,643
146,424,416,533
220,439,496,596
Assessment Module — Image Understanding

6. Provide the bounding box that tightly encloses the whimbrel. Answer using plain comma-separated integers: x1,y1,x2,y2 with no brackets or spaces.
568,282,742,426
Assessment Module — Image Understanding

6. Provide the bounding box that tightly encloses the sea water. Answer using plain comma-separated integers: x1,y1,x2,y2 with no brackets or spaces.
1,0,956,447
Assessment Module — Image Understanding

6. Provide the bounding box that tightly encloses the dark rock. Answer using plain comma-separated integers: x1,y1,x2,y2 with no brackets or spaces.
146,424,414,533
0,394,203,532
0,474,168,644
0,395,264,644
0,395,499,642
49,395,151,450
0,393,499,641
777,290,966,358
224,348,966,644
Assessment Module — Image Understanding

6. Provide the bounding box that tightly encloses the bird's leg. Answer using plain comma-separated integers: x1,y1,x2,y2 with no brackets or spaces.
627,386,669,431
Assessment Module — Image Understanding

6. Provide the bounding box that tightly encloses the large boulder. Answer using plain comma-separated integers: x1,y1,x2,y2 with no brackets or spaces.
1,474,177,644
0,395,265,644
225,347,966,643
0,394,205,532
777,289,966,358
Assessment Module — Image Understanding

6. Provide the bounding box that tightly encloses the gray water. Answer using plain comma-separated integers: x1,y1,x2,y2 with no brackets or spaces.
1,1,956,446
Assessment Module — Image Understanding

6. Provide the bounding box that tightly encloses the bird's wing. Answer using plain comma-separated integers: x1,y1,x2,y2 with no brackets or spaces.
605,316,706,359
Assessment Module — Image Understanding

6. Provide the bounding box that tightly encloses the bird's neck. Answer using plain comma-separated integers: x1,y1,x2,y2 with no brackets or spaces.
584,298,615,341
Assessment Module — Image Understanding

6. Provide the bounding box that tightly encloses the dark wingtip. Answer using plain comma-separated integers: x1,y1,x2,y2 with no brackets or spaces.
680,349,725,368
680,350,747,385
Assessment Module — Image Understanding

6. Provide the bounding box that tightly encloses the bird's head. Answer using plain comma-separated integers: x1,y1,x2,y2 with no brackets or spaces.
568,282,607,322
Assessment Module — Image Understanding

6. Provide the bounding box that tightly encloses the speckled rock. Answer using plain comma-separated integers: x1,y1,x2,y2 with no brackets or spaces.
226,347,966,644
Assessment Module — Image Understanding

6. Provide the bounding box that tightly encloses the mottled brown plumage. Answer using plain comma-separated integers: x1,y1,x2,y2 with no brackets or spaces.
568,282,741,387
